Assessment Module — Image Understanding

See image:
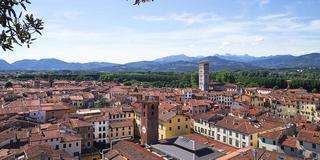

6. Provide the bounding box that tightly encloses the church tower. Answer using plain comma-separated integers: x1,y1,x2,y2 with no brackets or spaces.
140,96,159,145
199,61,209,91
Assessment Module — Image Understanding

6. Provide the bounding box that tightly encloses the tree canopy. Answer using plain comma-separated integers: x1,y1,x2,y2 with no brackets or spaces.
133,0,153,5
0,0,44,51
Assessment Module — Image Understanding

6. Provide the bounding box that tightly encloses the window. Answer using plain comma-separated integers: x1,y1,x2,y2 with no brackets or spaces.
122,127,125,130
223,129,226,134
116,133,118,137
73,151,79,157
99,133,102,138
55,145,59,150
223,136,226,143
111,133,113,137
217,128,220,132
129,131,131,135
262,138,265,143
217,134,220,140
185,118,188,121
63,144,66,148
69,144,72,147
242,142,246,147
229,131,232,136
186,125,188,129
273,141,276,145
87,142,91,147
129,126,131,130
299,141,304,146
242,134,245,139
169,127,172,131
291,147,294,152
236,133,239,138
99,127,101,131
236,140,239,147
313,143,317,149
250,135,253,140
169,120,172,123
76,142,79,146
312,152,317,158
178,118,180,122
229,138,233,145
122,132,125,136
103,133,106,138
103,127,105,131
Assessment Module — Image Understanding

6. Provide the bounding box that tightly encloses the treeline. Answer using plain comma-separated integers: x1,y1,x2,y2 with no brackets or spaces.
100,72,198,88
2,71,101,81
2,69,320,92
212,69,320,93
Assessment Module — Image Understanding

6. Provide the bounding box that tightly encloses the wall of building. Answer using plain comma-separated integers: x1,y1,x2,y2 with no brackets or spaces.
109,126,133,141
158,115,190,140
258,137,281,152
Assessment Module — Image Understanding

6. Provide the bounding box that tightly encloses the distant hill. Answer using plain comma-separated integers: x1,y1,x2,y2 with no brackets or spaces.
249,53,320,68
2,58,116,71
215,54,261,62
96,56,255,72
1,53,320,71
153,54,198,63
0,59,10,70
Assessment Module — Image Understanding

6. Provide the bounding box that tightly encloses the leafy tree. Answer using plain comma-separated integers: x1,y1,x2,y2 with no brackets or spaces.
190,72,198,88
312,88,318,93
1,0,44,51
132,0,153,5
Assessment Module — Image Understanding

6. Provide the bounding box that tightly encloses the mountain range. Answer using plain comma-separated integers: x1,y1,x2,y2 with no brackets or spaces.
0,53,319,72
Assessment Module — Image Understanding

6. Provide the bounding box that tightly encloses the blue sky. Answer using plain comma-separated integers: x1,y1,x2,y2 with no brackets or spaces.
1,0,320,63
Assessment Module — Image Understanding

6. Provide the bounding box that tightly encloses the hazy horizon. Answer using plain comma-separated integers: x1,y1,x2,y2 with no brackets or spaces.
1,0,319,63
1,52,319,64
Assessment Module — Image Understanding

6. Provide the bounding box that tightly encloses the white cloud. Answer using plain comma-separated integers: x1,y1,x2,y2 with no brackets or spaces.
258,13,290,20
306,20,320,30
259,0,270,6
134,12,222,25
62,11,82,20
220,35,265,48
4,10,320,63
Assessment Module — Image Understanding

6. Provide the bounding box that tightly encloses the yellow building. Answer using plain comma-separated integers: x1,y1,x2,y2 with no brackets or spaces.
158,110,190,140
298,101,320,122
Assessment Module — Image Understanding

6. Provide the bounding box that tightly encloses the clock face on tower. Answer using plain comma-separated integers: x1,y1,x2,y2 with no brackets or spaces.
142,126,146,134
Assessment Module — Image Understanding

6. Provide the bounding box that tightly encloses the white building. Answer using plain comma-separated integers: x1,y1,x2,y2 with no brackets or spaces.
30,129,82,158
194,115,281,148
85,115,110,144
